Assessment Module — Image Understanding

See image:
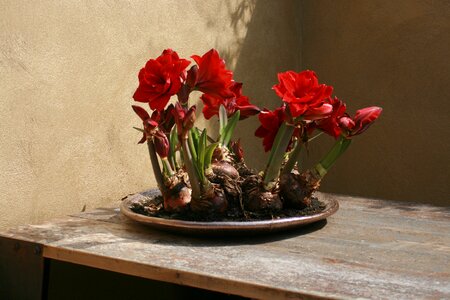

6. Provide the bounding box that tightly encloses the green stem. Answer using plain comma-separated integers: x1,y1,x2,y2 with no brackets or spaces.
173,152,180,170
263,123,295,184
168,155,176,171
147,141,167,194
315,136,352,178
169,127,179,170
181,137,201,199
188,130,198,163
282,140,302,175
161,158,174,177
219,105,228,135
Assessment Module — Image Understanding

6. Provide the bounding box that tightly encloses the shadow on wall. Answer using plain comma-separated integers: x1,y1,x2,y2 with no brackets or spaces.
207,0,449,205
212,0,302,171
301,0,450,205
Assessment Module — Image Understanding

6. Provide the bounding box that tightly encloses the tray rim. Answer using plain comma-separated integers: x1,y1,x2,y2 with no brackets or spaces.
120,189,339,234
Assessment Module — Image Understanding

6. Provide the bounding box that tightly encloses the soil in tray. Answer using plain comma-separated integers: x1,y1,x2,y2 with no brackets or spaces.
129,195,326,222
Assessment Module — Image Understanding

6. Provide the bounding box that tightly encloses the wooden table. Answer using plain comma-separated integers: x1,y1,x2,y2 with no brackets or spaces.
1,193,449,299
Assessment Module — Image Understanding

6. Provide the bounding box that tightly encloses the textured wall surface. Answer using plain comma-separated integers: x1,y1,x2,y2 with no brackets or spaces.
0,0,301,228
301,0,450,205
2,0,447,229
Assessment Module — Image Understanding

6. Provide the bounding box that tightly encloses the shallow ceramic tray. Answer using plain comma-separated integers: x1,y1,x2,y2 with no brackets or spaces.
120,189,339,235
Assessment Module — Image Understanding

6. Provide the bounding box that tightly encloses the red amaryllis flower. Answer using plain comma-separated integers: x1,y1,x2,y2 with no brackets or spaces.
191,49,233,98
255,106,287,152
132,105,159,144
201,82,260,120
133,49,190,111
346,106,382,137
273,70,333,118
317,97,347,138
153,130,170,158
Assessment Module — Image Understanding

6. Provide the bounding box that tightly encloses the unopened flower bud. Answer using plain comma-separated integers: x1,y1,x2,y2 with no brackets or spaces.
349,106,382,136
177,84,191,104
143,119,158,136
230,139,244,162
153,130,170,158
339,116,355,132
183,106,196,131
186,65,199,88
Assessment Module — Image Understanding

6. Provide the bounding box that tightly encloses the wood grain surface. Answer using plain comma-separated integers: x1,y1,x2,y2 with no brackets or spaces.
1,192,449,299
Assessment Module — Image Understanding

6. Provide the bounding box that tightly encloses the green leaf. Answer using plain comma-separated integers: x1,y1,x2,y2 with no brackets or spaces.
205,143,219,168
266,122,287,168
188,130,198,163
197,129,207,180
282,140,302,175
219,105,228,135
169,126,179,169
219,110,240,146
191,127,200,152
317,136,352,176
263,123,295,184
169,127,178,155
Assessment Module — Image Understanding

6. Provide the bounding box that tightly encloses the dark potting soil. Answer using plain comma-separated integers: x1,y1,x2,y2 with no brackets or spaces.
129,195,326,222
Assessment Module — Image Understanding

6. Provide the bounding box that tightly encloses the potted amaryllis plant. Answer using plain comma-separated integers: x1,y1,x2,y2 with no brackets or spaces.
124,48,382,229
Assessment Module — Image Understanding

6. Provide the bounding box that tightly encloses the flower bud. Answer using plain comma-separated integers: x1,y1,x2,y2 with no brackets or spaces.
177,84,191,104
230,139,244,162
338,116,355,131
183,105,196,131
143,119,158,136
153,130,170,158
173,103,186,136
350,106,382,136
186,65,199,88
159,104,175,134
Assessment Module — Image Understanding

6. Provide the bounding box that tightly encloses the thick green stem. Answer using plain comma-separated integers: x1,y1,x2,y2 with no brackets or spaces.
188,130,198,163
168,155,176,171
315,136,352,178
219,110,240,147
169,126,180,170
263,123,295,184
282,141,302,175
147,141,167,194
161,157,174,177
181,137,202,199
219,105,228,135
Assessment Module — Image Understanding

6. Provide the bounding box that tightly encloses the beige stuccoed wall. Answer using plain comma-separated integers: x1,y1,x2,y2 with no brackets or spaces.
0,0,301,228
4,0,445,230
301,0,450,205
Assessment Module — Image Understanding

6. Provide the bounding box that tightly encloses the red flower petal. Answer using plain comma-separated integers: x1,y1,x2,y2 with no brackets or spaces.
316,97,347,138
192,49,233,98
273,70,333,118
200,81,260,120
133,49,190,111
255,107,286,152
303,103,333,121
132,105,150,121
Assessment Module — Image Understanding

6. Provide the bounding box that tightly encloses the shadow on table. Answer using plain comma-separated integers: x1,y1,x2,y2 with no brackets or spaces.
186,219,328,247
120,218,328,247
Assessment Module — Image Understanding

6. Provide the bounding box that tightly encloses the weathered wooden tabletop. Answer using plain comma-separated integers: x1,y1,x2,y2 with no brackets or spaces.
1,193,449,299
